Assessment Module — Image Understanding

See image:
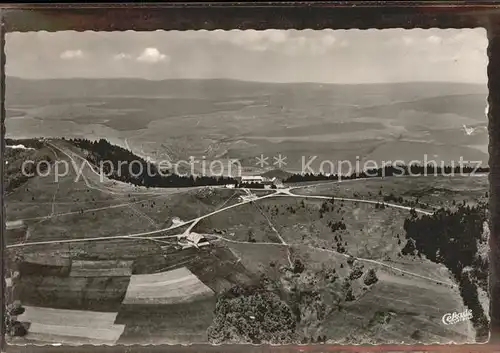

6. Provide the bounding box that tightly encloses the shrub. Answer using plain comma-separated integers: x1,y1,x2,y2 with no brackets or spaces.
207,291,296,344
363,269,378,286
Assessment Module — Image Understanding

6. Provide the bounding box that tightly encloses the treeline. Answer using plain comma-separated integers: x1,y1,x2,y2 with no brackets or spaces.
284,164,489,184
402,202,490,340
69,138,238,188
382,193,431,210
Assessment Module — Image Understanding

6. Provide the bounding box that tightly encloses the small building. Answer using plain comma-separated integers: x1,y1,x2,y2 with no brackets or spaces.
184,232,210,248
237,175,286,189
240,175,265,184
272,177,285,189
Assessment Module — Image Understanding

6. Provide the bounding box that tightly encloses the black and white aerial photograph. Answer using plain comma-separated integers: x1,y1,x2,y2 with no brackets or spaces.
3,28,490,345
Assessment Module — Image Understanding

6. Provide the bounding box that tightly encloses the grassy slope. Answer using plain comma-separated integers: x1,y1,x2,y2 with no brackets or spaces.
5,138,486,344
290,246,472,344
256,197,407,259
293,175,489,210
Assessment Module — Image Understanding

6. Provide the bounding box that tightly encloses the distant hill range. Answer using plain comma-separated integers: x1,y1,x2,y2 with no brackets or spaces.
5,77,489,170
6,76,487,105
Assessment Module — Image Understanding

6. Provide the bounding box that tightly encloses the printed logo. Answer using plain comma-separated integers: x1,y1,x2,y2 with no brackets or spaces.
442,309,473,325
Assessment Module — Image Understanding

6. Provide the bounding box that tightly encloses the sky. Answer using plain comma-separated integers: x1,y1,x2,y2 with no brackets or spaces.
5,28,488,84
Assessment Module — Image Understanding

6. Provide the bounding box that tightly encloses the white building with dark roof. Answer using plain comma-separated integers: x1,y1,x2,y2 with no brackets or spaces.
240,175,265,183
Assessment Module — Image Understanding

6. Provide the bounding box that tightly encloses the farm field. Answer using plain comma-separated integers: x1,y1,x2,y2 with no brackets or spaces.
70,260,133,277
122,267,215,305
16,306,125,345
6,231,256,345
115,298,217,344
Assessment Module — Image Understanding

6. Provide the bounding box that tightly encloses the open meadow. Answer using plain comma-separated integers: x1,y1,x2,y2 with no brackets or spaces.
4,135,489,345
292,174,489,211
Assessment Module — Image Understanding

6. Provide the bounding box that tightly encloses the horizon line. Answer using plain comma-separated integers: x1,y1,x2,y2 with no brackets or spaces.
6,75,487,86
